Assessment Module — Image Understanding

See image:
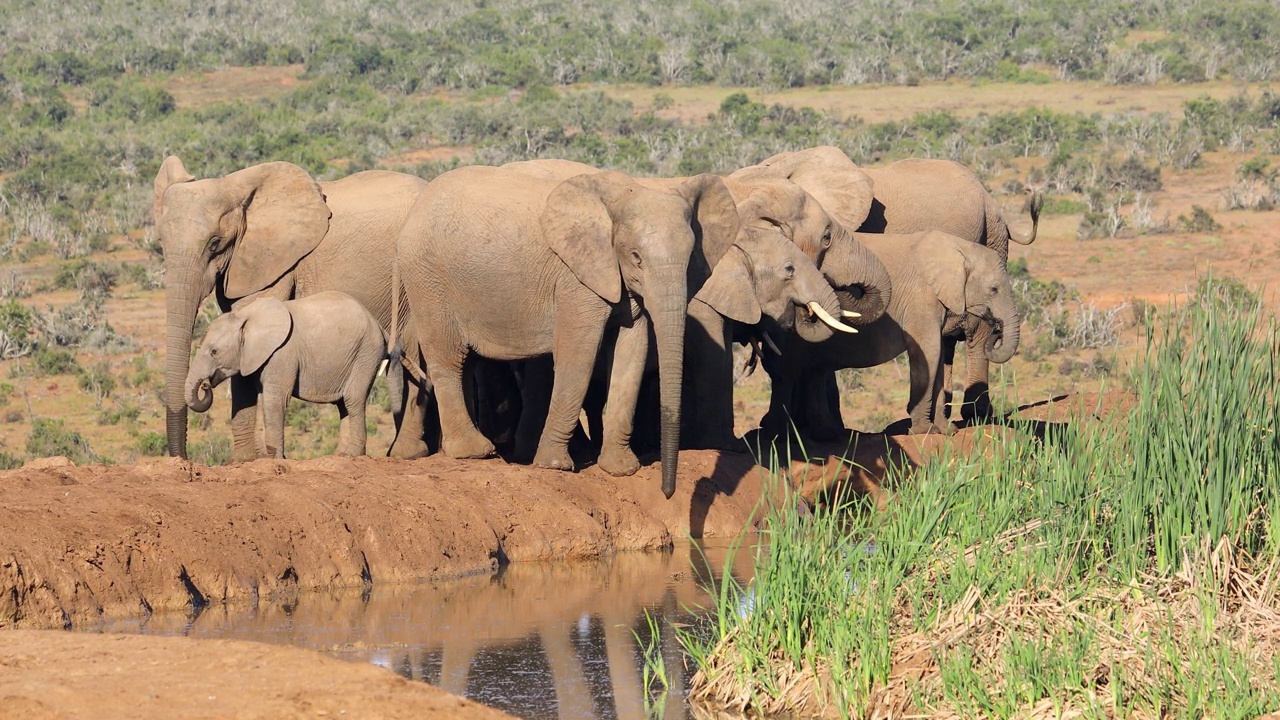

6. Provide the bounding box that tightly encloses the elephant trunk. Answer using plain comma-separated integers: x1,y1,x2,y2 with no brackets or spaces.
792,266,843,344
985,303,1021,364
164,254,214,458
652,287,687,499
186,374,214,413
823,230,892,326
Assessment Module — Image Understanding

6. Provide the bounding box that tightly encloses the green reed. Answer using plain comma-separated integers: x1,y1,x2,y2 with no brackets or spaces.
685,278,1280,718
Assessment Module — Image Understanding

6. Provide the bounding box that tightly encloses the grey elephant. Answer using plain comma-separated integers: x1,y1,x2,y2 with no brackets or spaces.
742,147,1041,425
762,231,1020,437
154,157,431,462
395,165,747,498
486,159,872,458
185,292,396,458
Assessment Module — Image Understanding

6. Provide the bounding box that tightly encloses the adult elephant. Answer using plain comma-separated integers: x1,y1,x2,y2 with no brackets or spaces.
640,170,892,450
763,232,1021,438
396,166,753,498
154,156,431,461
742,147,1041,427
489,160,890,454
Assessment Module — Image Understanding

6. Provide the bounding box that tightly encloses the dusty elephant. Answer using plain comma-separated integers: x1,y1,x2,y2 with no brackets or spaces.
395,165,745,498
761,231,1021,437
489,159,876,456
744,147,1041,425
154,157,431,462
185,292,396,458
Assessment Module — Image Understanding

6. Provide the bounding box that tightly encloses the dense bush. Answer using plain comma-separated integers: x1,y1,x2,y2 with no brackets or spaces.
25,417,97,464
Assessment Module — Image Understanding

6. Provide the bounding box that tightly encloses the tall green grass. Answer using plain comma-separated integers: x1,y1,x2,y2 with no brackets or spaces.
684,279,1280,718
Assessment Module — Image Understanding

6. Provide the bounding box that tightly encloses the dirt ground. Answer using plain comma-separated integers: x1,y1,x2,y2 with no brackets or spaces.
0,390,1118,718
0,629,515,720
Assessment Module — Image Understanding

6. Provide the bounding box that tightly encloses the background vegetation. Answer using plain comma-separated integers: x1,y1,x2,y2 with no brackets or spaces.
1,0,1277,465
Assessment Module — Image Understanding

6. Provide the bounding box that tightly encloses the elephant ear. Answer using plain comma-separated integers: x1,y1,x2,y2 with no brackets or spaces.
672,174,741,272
692,246,761,325
921,238,970,316
740,146,875,231
221,162,332,300
238,297,293,375
152,155,195,221
542,171,632,304
729,182,798,238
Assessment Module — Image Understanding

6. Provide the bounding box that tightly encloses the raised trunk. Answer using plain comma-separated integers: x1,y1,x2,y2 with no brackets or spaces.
823,230,892,326
653,295,686,499
985,307,1021,364
164,256,214,458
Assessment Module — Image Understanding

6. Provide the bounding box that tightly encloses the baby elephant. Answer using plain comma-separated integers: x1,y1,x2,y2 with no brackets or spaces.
185,291,396,458
762,230,1021,436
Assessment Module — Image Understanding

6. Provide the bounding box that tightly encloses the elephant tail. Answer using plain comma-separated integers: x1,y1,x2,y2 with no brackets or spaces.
1008,190,1044,246
387,340,406,419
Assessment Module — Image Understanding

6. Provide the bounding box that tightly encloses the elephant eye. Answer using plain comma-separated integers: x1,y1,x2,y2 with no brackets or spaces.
210,347,218,357
208,235,225,253
822,226,832,248
629,249,642,267
783,262,795,279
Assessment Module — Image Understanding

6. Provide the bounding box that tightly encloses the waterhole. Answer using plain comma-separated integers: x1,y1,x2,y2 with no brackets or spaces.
95,538,755,719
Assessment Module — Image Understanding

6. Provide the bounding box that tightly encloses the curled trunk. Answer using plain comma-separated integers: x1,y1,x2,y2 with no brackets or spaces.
823,230,892,326
187,377,213,413
985,309,1021,364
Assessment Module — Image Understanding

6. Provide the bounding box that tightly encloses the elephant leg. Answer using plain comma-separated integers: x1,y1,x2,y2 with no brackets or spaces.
603,613,646,720
261,382,290,459
802,370,844,441
424,328,495,459
905,332,945,435
230,373,262,462
598,316,648,477
683,301,738,451
533,308,609,472
514,356,553,463
339,392,368,456
960,320,994,423
388,375,432,459
759,356,798,441
940,336,958,421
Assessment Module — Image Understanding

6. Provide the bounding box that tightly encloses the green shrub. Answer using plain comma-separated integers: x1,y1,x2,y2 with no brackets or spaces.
189,433,232,466
76,361,117,404
0,451,22,470
31,347,80,376
1178,205,1223,233
133,431,167,457
25,417,97,464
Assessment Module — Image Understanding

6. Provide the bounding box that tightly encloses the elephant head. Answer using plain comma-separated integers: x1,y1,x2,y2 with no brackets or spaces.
725,165,891,326
923,236,1021,363
693,226,856,343
542,171,739,498
185,297,294,413
154,156,331,458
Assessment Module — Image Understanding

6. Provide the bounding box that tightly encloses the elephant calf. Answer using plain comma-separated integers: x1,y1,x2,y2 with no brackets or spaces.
185,291,398,458
762,231,1021,437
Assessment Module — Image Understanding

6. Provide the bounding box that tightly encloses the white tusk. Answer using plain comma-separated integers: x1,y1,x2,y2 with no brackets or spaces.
808,301,858,334
840,309,861,319
763,332,782,355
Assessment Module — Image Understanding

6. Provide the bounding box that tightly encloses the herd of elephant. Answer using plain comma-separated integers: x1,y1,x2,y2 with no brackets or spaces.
159,146,1039,498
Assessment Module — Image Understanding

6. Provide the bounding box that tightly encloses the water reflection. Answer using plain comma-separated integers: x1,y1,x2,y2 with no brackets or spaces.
96,539,755,719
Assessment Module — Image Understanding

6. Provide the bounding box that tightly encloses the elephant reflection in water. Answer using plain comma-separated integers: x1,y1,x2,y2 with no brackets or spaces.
145,543,748,720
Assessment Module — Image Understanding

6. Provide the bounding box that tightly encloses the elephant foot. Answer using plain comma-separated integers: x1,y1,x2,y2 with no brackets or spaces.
533,446,576,472
388,438,432,460
598,445,641,477
443,433,496,460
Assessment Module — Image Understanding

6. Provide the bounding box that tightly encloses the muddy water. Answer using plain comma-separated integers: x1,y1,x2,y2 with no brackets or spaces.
96,539,755,719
